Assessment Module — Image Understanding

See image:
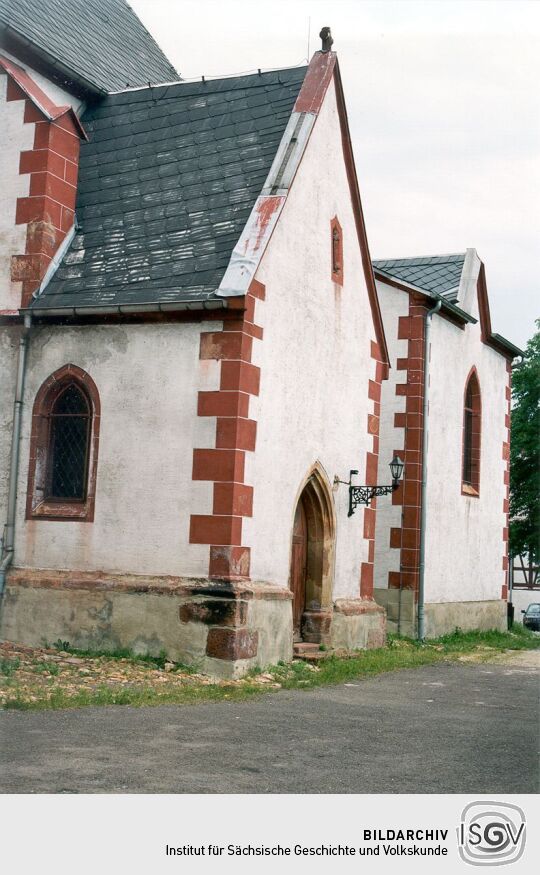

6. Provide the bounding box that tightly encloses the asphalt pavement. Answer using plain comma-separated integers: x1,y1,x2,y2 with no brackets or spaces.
1,659,538,793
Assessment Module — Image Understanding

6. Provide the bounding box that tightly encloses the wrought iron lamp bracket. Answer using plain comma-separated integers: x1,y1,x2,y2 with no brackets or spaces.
348,482,398,515
334,457,403,517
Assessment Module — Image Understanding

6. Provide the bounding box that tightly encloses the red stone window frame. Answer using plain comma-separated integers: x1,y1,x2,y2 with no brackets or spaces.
330,216,343,285
26,364,100,522
462,367,481,497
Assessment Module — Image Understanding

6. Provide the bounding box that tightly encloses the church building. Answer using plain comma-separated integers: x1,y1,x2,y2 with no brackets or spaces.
0,1,520,677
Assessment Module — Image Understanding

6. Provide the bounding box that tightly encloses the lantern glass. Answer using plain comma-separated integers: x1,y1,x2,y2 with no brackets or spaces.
389,455,404,482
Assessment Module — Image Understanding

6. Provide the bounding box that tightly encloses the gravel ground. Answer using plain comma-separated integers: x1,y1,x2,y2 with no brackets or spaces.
0,641,282,707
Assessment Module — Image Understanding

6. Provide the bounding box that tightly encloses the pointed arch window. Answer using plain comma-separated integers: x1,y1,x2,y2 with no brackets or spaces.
26,365,100,521
330,216,343,285
462,369,481,496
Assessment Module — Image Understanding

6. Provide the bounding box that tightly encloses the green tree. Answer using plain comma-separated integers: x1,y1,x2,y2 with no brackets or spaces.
510,320,540,560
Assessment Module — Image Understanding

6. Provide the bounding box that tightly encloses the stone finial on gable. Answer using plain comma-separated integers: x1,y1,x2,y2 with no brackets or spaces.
319,26,333,52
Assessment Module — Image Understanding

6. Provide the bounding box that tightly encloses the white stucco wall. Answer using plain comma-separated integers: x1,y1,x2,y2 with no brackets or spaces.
0,74,33,311
373,279,409,588
425,306,508,603
12,322,222,577
376,269,508,606
243,78,379,599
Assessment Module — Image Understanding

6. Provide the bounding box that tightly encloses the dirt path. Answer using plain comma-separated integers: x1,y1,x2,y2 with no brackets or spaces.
484,648,540,669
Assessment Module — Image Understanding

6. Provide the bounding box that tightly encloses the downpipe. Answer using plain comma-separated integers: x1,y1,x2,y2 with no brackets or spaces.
417,299,442,641
0,313,32,598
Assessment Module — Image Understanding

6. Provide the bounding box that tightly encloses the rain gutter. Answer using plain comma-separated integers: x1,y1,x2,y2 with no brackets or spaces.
23,299,229,318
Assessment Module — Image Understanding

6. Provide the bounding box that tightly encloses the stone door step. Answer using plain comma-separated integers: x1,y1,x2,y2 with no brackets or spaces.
293,642,333,662
293,642,320,654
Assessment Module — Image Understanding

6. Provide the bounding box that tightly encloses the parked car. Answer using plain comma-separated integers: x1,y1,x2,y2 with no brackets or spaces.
521,603,540,631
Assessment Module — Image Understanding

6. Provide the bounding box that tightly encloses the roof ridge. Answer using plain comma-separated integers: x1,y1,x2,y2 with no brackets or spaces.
373,252,466,264
106,64,308,97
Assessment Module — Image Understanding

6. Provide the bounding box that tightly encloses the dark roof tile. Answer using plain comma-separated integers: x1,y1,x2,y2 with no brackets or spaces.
0,0,179,92
372,253,466,301
32,67,307,311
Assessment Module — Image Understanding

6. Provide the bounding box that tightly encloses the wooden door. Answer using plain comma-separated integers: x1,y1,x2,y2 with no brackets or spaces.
291,498,308,640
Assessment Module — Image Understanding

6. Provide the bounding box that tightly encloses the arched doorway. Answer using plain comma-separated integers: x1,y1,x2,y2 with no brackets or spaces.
291,498,308,639
289,465,336,643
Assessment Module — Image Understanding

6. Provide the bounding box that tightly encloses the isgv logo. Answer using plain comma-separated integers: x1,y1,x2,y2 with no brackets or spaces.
457,801,526,866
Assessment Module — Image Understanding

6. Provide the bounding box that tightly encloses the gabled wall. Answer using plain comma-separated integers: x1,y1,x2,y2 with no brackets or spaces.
374,269,509,635
244,78,381,602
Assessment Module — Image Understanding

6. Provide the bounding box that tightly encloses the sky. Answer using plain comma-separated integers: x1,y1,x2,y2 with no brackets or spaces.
131,0,539,349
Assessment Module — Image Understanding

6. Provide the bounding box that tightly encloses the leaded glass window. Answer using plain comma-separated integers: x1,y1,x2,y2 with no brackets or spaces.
47,384,91,500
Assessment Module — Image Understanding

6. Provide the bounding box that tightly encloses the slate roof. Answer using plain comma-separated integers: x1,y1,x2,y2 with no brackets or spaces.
31,67,307,311
373,253,466,301
0,0,179,92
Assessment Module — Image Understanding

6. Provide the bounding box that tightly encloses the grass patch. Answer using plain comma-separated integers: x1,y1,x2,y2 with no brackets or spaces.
3,626,537,711
269,644,445,690
425,625,540,652
32,661,60,676
0,658,21,677
2,680,265,712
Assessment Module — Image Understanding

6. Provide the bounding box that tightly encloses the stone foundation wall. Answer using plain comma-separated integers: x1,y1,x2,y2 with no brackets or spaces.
373,587,415,637
0,569,292,680
1,571,390,678
424,599,507,638
331,598,386,650
373,589,507,638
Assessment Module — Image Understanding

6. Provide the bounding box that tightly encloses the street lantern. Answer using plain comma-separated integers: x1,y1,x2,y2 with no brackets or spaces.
389,455,404,483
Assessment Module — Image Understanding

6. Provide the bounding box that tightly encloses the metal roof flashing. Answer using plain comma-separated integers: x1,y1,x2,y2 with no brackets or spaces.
0,53,87,137
216,109,316,299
